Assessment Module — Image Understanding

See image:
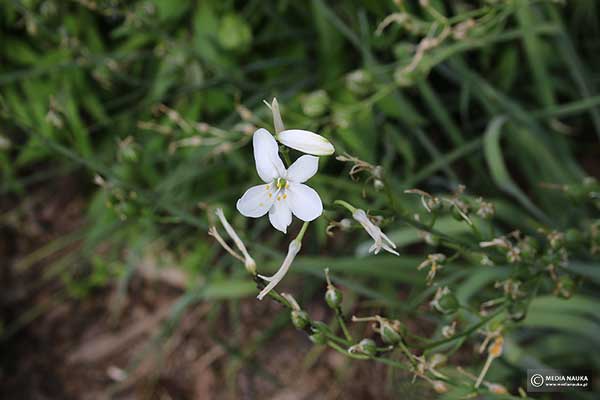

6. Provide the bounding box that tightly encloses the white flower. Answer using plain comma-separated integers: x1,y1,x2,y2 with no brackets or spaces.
352,209,399,256
277,129,335,156
237,129,323,233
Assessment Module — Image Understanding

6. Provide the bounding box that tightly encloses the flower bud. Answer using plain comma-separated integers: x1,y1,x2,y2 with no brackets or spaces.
379,319,403,345
277,129,335,156
348,338,377,357
301,90,330,117
431,287,459,315
291,310,310,330
309,331,327,345
358,338,377,356
309,321,330,345
432,380,448,394
325,286,343,309
345,69,373,96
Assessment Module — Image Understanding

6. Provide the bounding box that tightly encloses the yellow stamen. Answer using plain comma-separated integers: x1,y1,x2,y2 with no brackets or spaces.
265,184,270,190
277,196,281,201
283,194,287,199
268,193,272,198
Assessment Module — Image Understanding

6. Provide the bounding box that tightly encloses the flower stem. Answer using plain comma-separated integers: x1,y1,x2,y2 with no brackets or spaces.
333,199,357,213
295,221,310,242
336,308,353,342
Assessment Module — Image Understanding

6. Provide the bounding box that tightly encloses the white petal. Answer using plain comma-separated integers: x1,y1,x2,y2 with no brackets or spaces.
277,129,335,156
287,183,323,221
253,128,286,183
268,198,292,233
271,98,285,134
236,184,276,218
286,155,319,183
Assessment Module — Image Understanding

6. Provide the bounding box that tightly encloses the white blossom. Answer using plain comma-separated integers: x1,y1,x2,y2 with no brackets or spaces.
352,209,399,256
237,129,323,233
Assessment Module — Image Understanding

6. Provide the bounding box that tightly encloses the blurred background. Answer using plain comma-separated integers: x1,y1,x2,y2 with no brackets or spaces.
1,0,600,399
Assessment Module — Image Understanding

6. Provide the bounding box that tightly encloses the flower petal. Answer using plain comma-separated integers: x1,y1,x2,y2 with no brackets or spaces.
277,129,335,156
236,184,276,218
287,183,323,221
286,155,319,183
268,198,292,233
253,128,286,183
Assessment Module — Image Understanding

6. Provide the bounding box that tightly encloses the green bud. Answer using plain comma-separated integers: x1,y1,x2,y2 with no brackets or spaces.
380,320,403,345
345,69,373,96
301,90,330,117
312,321,332,335
432,288,459,315
291,310,309,330
309,322,330,345
325,286,343,309
358,338,377,357
349,338,377,357
309,331,327,345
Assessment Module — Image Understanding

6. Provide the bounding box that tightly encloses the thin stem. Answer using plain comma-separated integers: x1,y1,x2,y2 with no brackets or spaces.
333,199,357,213
336,309,353,342
296,221,310,242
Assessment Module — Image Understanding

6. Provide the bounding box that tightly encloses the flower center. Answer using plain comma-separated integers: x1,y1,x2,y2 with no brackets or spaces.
275,177,289,190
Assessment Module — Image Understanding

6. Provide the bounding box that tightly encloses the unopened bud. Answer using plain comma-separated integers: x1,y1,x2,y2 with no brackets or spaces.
301,90,330,117
431,287,459,315
349,338,377,357
324,268,343,309
291,310,310,330
277,129,335,156
432,380,448,394
325,286,343,309
309,321,330,344
309,331,327,345
380,319,403,345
